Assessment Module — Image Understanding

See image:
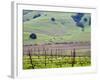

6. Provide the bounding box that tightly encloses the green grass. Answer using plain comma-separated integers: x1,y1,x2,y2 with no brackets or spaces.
23,48,91,69
23,55,91,69
23,27,90,45
23,11,91,45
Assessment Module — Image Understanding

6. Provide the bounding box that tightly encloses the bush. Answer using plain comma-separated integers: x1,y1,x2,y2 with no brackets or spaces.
29,33,37,39
51,17,55,22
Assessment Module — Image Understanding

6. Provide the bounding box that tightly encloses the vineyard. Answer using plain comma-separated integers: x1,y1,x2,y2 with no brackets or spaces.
23,42,91,69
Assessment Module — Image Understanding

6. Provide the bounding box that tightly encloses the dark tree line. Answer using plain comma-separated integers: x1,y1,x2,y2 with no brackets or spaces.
71,13,91,31
33,14,41,19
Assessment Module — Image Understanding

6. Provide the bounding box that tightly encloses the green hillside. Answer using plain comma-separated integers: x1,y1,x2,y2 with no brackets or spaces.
23,10,91,45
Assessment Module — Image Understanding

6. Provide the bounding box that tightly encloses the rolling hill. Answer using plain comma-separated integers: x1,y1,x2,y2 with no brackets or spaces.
23,10,91,45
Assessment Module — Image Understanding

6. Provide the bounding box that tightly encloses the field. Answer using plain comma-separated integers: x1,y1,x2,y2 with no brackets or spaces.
23,42,91,69
23,10,91,69
23,10,91,45
23,28,90,45
23,55,91,69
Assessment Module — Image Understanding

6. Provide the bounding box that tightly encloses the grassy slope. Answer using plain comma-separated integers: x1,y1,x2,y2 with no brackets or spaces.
23,11,91,45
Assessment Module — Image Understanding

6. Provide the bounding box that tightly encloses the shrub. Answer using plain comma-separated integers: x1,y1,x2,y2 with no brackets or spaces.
29,33,37,39
51,17,55,22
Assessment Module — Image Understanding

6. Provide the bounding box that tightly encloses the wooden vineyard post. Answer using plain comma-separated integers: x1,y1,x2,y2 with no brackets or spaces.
60,48,62,57
60,48,63,67
46,48,49,64
50,48,53,63
33,48,36,56
61,48,62,57
43,47,47,67
72,48,76,67
37,48,40,59
28,48,35,69
55,48,58,60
